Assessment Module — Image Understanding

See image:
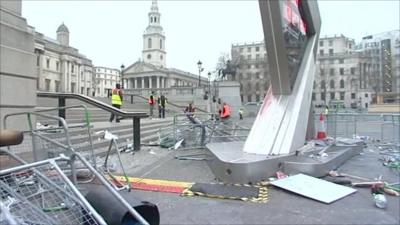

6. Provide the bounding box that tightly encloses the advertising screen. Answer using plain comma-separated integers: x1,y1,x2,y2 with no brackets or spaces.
280,0,308,91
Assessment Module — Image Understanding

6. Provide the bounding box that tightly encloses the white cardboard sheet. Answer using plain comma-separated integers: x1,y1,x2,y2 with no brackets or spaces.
270,174,357,204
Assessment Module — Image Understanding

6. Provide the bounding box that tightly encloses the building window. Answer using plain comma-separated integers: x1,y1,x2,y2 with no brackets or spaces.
247,47,251,52
319,50,324,56
256,54,260,59
255,83,259,91
340,79,345,88
351,93,356,99
351,67,356,75
330,92,335,100
148,38,152,48
329,40,333,46
319,41,323,47
247,83,251,90
36,55,40,66
312,93,316,100
256,46,260,52
330,80,335,89
340,68,344,75
55,81,60,92
45,79,51,91
256,94,260,102
247,55,251,60
46,59,50,68
339,59,344,64
247,95,252,102
340,92,345,100
160,39,162,49
240,48,244,53
321,80,325,89
321,93,326,101
329,68,335,76
329,49,334,55
247,64,251,69
56,62,59,71
320,69,325,76
365,93,368,97
71,65,74,73
147,54,151,59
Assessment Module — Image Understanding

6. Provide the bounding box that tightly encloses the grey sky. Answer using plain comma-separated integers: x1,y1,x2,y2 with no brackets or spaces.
22,0,399,77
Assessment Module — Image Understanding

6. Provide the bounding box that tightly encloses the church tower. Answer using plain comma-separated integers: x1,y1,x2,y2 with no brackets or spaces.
142,0,166,67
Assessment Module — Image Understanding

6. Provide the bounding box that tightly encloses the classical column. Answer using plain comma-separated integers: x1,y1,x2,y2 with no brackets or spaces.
149,76,152,89
134,78,138,89
157,76,160,88
77,65,81,93
162,77,165,88
141,77,145,89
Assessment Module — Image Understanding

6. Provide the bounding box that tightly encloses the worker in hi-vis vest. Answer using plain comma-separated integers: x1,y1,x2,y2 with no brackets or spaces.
220,102,231,122
109,83,123,123
149,91,156,118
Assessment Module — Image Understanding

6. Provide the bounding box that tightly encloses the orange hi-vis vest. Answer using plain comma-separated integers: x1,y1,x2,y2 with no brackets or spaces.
221,104,231,118
111,88,122,105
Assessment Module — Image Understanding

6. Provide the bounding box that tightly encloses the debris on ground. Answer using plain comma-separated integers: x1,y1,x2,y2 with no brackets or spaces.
270,173,357,204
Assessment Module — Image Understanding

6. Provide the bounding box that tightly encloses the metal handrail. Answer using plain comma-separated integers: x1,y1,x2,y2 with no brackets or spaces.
37,91,147,118
37,91,147,150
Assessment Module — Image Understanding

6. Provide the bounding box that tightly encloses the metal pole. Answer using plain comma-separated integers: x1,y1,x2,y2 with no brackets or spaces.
133,117,141,151
58,97,66,127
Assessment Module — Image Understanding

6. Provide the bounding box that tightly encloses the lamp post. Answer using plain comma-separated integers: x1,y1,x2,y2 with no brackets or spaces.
207,72,212,113
120,64,125,89
197,60,203,87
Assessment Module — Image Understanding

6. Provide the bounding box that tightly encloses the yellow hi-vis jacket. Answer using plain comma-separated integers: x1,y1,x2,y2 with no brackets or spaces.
111,88,122,105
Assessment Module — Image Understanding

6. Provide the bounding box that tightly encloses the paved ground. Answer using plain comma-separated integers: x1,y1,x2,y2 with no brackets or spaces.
106,142,400,225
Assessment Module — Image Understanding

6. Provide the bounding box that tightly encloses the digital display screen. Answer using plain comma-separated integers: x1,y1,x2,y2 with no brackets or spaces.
280,0,308,91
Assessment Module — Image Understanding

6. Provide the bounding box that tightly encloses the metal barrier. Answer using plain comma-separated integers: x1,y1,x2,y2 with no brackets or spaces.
1,111,150,225
317,113,400,143
37,91,147,151
158,113,250,151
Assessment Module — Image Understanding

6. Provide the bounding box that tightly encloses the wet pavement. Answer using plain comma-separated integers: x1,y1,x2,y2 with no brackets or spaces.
106,142,400,225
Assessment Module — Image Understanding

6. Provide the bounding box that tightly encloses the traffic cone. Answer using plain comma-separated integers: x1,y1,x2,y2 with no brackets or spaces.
316,113,327,140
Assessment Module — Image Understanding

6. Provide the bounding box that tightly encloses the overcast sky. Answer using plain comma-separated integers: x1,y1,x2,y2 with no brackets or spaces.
22,0,399,77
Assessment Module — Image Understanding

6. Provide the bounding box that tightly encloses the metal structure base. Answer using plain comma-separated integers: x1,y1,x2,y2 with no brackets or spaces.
206,140,363,184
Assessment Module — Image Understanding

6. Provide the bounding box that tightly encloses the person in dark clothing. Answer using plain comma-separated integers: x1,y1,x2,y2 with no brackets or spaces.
158,94,167,118
184,102,197,124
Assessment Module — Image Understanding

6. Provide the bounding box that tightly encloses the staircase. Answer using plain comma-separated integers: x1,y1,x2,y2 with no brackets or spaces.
28,96,178,158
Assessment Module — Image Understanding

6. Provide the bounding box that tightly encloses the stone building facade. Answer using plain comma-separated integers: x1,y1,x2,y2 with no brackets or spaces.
33,23,94,95
230,41,270,103
123,0,207,91
355,30,400,103
313,35,374,108
93,67,120,97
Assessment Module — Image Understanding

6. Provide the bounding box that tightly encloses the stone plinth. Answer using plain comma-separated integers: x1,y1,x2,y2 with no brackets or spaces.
0,1,36,130
217,81,242,118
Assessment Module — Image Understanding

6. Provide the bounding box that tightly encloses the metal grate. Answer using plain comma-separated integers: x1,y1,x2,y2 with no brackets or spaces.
0,161,101,225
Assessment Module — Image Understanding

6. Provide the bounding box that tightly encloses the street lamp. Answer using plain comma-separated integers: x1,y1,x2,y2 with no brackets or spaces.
120,64,125,89
197,60,203,87
207,71,213,114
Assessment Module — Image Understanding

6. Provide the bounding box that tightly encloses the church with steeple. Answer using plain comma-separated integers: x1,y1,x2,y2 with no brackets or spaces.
123,0,207,90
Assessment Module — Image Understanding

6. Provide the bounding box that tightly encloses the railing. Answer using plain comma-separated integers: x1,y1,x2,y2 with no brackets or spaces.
37,91,147,150
315,113,400,143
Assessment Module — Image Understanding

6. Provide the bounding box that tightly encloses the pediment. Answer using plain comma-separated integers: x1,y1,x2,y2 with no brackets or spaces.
124,62,159,74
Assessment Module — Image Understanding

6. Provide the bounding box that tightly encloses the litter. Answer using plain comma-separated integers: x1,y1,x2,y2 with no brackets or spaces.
373,194,387,209
270,174,357,204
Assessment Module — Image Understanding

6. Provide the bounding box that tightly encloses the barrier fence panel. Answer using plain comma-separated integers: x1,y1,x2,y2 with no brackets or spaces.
315,113,400,143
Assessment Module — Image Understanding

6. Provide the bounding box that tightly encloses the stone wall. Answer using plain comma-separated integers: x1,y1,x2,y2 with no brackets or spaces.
0,0,36,130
